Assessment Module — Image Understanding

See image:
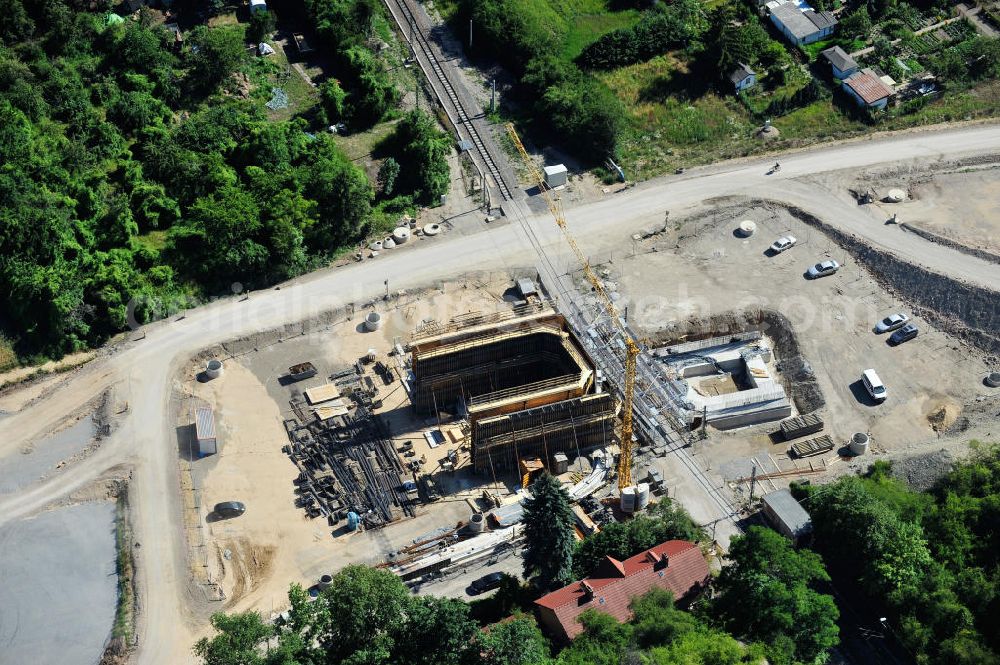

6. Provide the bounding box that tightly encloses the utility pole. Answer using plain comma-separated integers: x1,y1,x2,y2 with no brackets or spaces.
384,279,389,300
490,79,496,114
749,465,758,503
468,19,472,48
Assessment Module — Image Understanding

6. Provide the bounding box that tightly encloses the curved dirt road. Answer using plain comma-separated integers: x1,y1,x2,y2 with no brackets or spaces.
0,123,999,665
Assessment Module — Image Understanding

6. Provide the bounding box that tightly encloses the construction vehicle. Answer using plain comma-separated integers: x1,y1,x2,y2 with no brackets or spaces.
505,124,639,491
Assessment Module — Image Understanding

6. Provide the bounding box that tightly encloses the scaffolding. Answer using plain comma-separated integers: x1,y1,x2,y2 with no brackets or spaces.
472,393,615,474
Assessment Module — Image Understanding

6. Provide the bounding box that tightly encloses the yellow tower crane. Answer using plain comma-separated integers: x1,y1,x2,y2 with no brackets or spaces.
505,123,639,490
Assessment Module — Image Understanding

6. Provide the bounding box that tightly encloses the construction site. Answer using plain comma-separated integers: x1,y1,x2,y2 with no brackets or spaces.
166,131,999,618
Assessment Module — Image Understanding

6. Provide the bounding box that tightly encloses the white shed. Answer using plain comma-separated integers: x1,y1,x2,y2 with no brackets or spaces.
195,407,217,456
543,164,568,188
250,0,268,12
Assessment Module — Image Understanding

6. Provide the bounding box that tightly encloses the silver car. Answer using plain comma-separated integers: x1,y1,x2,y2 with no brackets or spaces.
806,260,840,279
770,235,797,253
874,313,909,334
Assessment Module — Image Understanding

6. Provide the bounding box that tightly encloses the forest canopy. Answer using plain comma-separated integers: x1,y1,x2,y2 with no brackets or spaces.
0,0,448,361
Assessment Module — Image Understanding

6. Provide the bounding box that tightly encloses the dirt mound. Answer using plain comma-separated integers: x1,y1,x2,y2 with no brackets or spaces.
216,538,277,606
926,399,961,433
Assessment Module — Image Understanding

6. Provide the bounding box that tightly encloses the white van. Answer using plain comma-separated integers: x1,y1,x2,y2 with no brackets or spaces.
862,369,887,402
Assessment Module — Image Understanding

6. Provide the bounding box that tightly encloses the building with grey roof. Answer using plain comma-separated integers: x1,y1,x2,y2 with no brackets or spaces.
729,63,757,92
768,1,837,46
821,45,858,79
761,488,812,543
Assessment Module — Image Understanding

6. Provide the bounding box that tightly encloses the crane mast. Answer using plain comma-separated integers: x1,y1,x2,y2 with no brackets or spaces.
504,123,639,490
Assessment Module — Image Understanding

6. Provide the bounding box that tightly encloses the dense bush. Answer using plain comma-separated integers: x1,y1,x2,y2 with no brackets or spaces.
306,0,400,127
460,0,567,73
382,110,452,204
577,0,709,70
799,447,1000,665
523,55,623,159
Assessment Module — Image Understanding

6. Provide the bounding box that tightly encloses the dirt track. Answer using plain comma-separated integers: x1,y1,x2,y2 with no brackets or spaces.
0,124,998,665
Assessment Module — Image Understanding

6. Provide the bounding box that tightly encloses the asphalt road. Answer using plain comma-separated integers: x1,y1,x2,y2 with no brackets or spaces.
0,123,999,665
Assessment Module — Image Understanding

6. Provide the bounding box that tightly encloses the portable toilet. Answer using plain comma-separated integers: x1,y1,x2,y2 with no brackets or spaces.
250,0,267,12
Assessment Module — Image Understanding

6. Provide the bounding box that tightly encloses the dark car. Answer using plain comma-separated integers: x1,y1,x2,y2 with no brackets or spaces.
214,501,246,518
468,572,505,595
889,323,918,345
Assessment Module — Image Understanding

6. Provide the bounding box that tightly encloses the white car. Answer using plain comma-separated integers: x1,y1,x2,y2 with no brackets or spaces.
806,260,840,279
874,313,910,334
770,235,797,253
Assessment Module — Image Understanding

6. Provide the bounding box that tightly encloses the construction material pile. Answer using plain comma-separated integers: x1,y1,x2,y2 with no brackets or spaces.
281,371,414,530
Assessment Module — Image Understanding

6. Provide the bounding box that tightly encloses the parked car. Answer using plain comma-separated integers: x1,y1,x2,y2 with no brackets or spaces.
889,323,919,345
769,235,797,253
874,313,910,334
468,571,505,595
214,501,246,518
806,260,840,279
861,369,888,402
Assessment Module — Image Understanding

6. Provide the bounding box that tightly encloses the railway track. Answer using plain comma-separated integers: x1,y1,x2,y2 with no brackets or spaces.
382,0,514,201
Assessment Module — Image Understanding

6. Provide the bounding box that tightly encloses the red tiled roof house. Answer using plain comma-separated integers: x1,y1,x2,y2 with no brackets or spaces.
534,540,710,642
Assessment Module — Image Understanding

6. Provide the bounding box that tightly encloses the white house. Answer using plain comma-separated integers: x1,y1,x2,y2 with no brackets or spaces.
767,1,836,46
729,63,757,92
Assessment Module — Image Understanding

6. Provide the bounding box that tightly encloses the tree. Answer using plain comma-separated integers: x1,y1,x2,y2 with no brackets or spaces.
193,611,272,665
319,79,349,123
308,565,411,663
839,7,873,41
522,473,576,589
247,10,276,43
713,526,840,663
474,615,550,665
388,110,451,204
391,596,477,665
299,137,373,249
377,157,400,195
168,185,267,283
185,25,247,96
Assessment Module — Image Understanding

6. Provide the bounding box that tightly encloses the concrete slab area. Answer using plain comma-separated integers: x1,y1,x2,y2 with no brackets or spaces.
0,501,118,665
0,417,96,494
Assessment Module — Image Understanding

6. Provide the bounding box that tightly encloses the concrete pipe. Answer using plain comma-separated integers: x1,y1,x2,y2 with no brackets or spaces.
985,372,1000,388
468,512,486,533
393,227,410,244
849,432,870,456
318,574,333,590
422,223,441,236
365,311,382,332
369,240,383,251
737,220,757,237
205,359,223,380
383,237,396,249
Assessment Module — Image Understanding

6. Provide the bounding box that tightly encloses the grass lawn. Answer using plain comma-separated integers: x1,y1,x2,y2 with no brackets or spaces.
136,229,169,253
599,54,759,179
801,37,866,60
246,44,321,122
561,9,642,60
